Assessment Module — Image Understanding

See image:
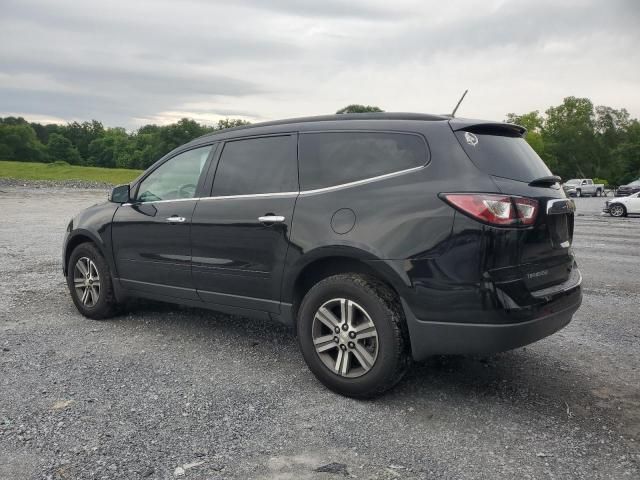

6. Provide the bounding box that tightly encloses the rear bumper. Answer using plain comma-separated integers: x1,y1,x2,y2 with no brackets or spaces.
402,285,582,361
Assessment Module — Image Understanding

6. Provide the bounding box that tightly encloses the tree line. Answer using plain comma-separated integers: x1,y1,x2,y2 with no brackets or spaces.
1,97,639,185
0,117,249,171
506,97,640,186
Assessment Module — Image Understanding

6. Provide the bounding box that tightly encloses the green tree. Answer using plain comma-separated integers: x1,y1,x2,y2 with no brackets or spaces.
157,118,211,153
506,111,547,163
47,133,82,164
0,122,47,161
610,119,640,184
593,106,632,182
506,111,543,132
87,128,131,168
59,120,105,163
336,104,384,114
543,97,598,180
30,122,51,144
129,131,161,169
216,118,250,130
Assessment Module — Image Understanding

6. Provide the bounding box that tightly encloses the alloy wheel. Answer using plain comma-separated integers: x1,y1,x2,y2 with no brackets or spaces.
610,205,624,217
73,257,100,307
312,298,379,378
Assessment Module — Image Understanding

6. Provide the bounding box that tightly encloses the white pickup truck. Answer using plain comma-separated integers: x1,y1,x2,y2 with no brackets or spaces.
562,179,605,197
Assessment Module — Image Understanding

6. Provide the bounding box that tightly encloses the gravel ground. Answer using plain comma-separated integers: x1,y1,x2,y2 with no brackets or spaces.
1,186,638,480
0,178,116,190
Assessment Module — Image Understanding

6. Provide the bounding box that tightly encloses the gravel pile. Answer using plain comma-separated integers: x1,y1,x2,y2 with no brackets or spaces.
0,178,114,190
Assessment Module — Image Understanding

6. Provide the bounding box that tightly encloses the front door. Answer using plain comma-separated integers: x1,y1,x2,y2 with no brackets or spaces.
191,134,298,312
112,144,215,299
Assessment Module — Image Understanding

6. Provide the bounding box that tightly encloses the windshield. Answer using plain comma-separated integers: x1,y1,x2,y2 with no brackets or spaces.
565,179,581,185
454,130,552,183
627,179,640,186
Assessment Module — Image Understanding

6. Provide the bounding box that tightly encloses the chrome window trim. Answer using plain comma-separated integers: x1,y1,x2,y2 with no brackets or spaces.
123,191,299,206
298,165,425,196
122,165,424,205
198,191,300,201
122,197,200,206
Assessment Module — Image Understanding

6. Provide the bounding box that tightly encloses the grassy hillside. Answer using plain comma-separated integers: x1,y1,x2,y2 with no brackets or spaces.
0,160,142,185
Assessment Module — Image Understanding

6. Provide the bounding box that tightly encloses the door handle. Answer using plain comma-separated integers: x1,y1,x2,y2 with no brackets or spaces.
258,215,285,224
166,216,186,223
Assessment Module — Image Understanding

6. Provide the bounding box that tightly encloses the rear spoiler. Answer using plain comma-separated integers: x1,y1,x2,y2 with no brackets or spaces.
449,118,526,137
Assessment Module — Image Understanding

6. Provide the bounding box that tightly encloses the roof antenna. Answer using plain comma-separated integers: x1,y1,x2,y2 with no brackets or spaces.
451,89,468,118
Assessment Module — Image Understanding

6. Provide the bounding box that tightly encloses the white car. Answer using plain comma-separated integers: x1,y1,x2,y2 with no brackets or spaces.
603,192,640,217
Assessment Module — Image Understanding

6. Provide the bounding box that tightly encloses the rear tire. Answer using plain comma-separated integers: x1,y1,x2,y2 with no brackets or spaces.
66,242,119,319
297,274,409,398
609,203,626,218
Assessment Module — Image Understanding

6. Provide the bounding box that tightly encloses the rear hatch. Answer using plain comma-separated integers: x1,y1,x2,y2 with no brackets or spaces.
449,119,577,294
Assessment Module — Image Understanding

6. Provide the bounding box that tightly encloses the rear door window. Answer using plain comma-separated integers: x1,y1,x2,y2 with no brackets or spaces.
298,132,427,191
212,135,298,196
455,129,552,183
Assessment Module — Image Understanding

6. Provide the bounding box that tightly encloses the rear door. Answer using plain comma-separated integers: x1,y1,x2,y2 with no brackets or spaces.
451,121,576,291
191,134,298,313
112,144,215,299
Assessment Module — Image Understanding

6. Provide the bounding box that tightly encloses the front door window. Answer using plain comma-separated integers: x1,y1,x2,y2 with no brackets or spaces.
137,146,212,202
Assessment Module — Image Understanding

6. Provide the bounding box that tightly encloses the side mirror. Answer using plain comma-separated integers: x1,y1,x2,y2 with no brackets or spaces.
109,184,130,203
582,180,587,185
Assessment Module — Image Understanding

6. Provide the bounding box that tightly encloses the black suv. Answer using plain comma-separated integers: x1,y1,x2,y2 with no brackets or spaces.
63,113,582,397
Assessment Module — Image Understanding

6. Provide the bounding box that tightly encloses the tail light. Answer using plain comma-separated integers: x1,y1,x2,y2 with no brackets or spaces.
441,193,538,227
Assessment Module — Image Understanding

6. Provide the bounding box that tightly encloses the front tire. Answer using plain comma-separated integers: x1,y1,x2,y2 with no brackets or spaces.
609,203,626,217
576,189,582,197
66,242,118,319
297,274,409,398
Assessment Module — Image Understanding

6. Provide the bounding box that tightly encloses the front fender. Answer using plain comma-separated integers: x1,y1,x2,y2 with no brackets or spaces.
62,201,119,276
63,228,111,276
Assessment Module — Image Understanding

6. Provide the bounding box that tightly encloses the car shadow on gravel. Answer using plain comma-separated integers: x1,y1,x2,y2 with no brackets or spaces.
394,352,639,439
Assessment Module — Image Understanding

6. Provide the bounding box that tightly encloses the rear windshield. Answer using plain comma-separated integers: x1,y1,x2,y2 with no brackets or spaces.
454,130,552,183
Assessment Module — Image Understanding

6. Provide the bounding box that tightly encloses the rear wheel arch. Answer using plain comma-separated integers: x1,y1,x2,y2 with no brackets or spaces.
286,252,409,324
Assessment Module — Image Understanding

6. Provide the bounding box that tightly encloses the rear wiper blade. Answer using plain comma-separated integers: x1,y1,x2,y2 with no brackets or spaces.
529,175,561,187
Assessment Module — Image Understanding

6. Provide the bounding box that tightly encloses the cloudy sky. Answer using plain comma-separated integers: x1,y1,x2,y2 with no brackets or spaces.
1,0,639,128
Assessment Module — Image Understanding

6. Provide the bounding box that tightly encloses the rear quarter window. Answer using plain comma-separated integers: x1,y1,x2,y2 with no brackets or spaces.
298,131,428,191
455,130,552,183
